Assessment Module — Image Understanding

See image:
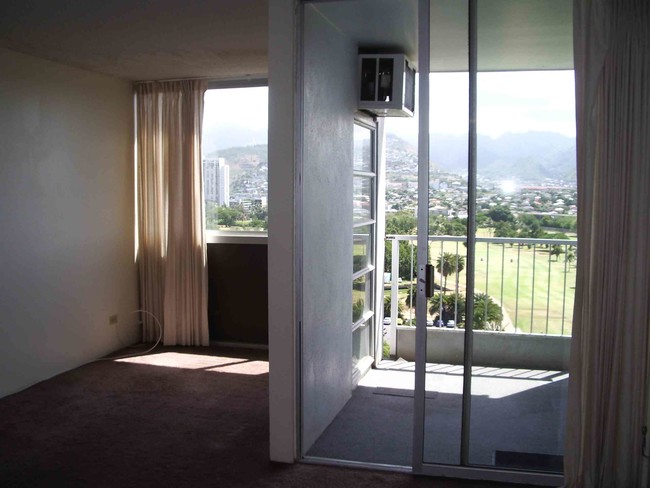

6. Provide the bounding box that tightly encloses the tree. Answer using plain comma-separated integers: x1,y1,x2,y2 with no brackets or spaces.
517,214,546,238
473,293,504,330
353,298,364,323
435,252,464,292
546,232,569,260
429,215,466,236
487,205,515,223
475,212,490,228
385,211,417,235
249,202,267,223
217,205,245,227
429,292,465,323
441,218,467,236
493,221,518,238
429,292,502,330
384,240,417,281
565,246,577,268
383,295,404,320
550,246,564,261
404,287,424,309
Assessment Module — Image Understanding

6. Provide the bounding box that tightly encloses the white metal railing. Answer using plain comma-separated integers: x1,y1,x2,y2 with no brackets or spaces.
384,235,577,354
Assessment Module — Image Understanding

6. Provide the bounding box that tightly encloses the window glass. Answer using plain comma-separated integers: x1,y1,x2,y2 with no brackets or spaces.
202,86,268,232
352,273,372,324
353,124,373,172
353,225,372,274
353,176,373,224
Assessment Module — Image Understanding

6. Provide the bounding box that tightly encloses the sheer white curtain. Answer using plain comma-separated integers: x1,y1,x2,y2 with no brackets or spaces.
566,1,649,486
136,80,210,346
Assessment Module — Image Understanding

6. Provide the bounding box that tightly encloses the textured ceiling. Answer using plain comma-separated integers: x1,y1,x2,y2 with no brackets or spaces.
0,0,571,82
0,0,268,81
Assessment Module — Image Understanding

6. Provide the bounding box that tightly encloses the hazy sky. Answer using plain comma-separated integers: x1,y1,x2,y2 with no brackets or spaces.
387,70,576,142
202,70,576,151
203,87,269,153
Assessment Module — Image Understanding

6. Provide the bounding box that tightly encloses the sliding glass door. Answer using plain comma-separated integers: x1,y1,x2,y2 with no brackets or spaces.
297,0,574,481
413,0,573,484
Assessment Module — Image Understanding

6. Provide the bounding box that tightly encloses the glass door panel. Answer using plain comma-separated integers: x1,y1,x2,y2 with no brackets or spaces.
467,0,574,472
417,0,573,482
421,0,469,466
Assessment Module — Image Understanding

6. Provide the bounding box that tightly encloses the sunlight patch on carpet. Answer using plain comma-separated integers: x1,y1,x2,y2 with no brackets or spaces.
115,352,266,373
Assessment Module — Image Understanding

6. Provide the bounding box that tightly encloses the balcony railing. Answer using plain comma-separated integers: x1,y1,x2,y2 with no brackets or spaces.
384,235,577,359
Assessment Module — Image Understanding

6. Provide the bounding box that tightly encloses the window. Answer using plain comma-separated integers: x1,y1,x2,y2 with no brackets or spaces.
352,119,377,372
202,85,268,232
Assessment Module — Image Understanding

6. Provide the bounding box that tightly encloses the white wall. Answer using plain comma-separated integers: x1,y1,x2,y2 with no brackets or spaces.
301,6,357,452
0,48,138,398
268,0,298,463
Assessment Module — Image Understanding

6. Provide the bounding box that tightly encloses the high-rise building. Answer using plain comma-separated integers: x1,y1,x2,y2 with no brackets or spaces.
203,157,230,206
203,158,218,202
218,158,230,207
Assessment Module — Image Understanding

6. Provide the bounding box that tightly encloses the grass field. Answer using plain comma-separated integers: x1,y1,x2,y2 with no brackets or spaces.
387,236,576,335
472,242,576,335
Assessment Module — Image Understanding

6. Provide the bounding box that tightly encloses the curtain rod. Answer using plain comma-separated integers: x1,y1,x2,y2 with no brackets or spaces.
133,75,267,85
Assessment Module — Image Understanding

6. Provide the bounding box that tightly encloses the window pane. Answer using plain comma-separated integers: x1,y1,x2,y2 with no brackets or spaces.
352,273,372,324
202,86,268,231
353,176,373,223
468,0,575,472
354,124,373,172
353,225,373,273
352,322,371,365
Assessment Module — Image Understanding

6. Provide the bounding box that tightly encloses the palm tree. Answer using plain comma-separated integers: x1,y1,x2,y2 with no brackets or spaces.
383,295,404,320
429,292,465,324
435,253,465,293
473,293,504,330
550,245,564,261
565,246,577,268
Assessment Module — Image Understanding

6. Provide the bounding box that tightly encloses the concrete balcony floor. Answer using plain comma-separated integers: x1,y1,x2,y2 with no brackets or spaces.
307,360,568,472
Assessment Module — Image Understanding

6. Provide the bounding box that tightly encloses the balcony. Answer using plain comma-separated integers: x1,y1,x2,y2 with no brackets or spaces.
309,235,573,472
384,234,576,370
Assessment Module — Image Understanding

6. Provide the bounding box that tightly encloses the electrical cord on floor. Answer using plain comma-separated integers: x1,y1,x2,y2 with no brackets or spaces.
93,309,163,362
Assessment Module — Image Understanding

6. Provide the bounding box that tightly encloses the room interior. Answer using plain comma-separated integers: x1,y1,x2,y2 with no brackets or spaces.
1,0,648,486
0,0,269,399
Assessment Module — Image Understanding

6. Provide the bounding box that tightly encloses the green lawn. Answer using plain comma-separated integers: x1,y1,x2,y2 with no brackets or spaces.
472,242,575,335
387,237,576,335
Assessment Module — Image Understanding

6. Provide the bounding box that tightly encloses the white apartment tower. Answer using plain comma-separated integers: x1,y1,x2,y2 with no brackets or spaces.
217,158,230,207
203,157,230,206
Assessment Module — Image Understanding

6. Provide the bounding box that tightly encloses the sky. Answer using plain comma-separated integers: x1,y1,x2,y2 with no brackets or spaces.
386,70,576,143
202,70,576,151
202,86,269,153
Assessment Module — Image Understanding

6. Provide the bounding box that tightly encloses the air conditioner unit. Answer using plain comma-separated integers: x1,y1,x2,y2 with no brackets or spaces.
358,54,415,117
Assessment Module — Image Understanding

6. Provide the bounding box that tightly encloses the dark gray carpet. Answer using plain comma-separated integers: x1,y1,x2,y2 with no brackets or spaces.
0,346,541,488
307,368,567,470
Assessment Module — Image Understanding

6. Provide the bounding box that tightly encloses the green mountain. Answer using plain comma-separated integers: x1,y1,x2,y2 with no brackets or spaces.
205,144,268,178
207,131,576,184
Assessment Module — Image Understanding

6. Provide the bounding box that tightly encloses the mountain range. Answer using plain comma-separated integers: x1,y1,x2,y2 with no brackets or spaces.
204,131,576,184
388,131,576,183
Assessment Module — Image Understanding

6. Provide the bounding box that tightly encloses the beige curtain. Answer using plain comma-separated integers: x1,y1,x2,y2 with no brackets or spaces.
136,80,210,346
566,1,649,486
